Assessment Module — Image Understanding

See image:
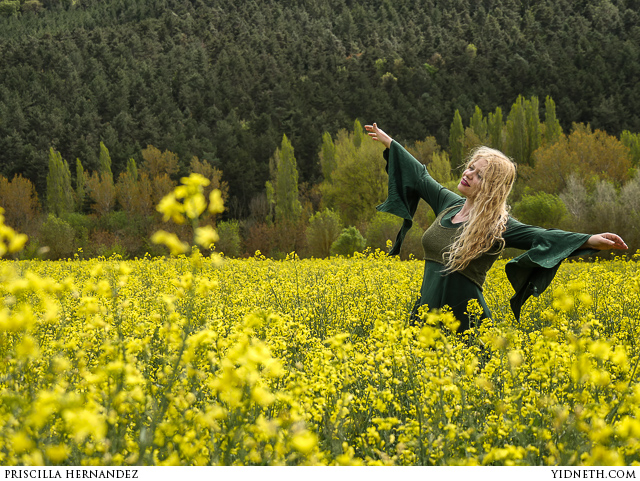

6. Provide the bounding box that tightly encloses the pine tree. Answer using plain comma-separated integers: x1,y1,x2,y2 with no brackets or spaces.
449,109,465,169
46,148,74,217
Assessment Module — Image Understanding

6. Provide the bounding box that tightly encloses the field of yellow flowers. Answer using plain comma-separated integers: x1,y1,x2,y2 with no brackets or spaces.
1,176,640,466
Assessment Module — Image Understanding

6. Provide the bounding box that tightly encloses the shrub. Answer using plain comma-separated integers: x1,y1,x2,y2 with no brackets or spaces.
365,211,402,252
63,212,92,249
401,226,425,260
512,191,567,228
330,226,366,257
305,208,343,258
39,214,77,260
215,220,242,257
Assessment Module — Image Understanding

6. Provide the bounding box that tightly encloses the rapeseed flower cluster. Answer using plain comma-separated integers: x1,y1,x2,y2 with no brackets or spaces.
1,189,639,465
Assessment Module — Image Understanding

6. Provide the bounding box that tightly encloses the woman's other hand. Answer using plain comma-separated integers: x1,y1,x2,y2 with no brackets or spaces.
365,123,392,149
584,233,628,250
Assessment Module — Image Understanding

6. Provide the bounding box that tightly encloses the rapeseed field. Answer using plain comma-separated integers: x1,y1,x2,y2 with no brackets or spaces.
1,176,640,466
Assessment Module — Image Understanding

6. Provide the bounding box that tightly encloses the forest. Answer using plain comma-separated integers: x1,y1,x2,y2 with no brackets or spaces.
1,0,640,259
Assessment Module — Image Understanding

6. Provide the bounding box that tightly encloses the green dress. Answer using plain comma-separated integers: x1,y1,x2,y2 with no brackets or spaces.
377,140,595,332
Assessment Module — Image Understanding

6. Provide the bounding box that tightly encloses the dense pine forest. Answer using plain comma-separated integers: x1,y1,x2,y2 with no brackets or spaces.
1,0,640,259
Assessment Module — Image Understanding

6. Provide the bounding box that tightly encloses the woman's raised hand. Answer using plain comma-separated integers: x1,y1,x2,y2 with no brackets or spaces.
365,123,392,149
584,233,628,251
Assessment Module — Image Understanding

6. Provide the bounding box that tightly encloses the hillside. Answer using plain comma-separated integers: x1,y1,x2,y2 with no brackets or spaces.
1,0,639,215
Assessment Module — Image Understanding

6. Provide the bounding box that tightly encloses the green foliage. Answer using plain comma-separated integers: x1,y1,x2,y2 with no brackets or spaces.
1,0,640,232
330,226,366,257
469,106,487,144
270,134,302,224
0,0,19,17
46,148,74,217
512,191,567,229
407,136,440,166
62,212,91,249
305,208,343,258
428,151,453,185
126,158,138,182
448,110,465,169
544,96,563,145
365,211,401,252
320,121,387,227
488,107,504,151
215,220,242,257
39,214,76,260
505,96,529,165
75,159,86,212
319,132,337,183
99,142,113,181
621,130,640,167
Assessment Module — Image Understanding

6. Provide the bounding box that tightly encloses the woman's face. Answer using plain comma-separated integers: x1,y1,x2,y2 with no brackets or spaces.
458,158,488,199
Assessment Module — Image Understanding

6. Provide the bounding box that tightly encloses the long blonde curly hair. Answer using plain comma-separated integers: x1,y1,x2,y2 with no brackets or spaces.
444,146,517,273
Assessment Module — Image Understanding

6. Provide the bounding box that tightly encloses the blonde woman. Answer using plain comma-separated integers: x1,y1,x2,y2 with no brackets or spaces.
365,123,627,332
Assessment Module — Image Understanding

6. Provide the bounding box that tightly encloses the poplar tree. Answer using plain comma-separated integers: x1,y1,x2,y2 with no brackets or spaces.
525,96,541,161
319,131,337,183
429,151,453,185
506,95,527,164
99,141,114,182
469,106,487,143
449,109,464,168
271,134,302,224
488,107,503,151
506,95,541,165
126,157,138,181
76,159,86,212
87,142,116,215
46,148,74,217
544,96,563,145
621,131,640,167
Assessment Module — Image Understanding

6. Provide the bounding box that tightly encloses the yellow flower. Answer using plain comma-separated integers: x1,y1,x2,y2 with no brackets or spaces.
8,233,28,253
194,225,219,249
184,193,207,220
251,385,276,407
151,230,189,255
156,193,186,224
181,172,210,189
16,335,39,359
45,444,70,463
10,431,35,454
291,430,317,455
208,189,224,214
62,408,107,442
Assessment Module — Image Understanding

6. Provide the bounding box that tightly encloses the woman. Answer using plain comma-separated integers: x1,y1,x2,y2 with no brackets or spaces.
365,123,628,332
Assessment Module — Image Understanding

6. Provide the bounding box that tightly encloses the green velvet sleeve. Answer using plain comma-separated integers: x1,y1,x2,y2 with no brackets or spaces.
376,140,462,255
503,218,596,320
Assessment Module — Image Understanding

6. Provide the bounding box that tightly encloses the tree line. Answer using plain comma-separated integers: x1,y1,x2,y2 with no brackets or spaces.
2,93,640,260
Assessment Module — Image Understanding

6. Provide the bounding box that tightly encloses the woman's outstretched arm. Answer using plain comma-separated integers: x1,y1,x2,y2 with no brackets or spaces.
582,233,628,250
365,123,392,148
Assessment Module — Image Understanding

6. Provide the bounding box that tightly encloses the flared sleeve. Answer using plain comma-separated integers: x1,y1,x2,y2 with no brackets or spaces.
376,140,462,255
503,218,597,320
